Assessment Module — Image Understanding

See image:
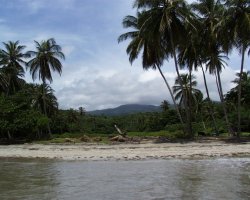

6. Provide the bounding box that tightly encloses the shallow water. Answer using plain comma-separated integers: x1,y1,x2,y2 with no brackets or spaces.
0,158,249,200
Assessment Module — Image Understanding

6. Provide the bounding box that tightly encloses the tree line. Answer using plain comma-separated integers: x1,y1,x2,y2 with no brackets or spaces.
118,0,250,137
0,0,249,141
0,39,64,140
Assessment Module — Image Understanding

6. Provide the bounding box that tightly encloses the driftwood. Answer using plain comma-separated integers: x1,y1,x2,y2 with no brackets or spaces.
114,124,127,137
110,124,127,142
80,135,91,142
110,135,126,142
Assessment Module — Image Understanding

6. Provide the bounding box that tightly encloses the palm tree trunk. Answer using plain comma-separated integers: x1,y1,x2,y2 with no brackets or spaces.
215,71,222,98
156,65,184,127
216,69,233,136
169,33,193,137
42,81,52,138
188,68,193,122
201,65,218,134
237,45,246,138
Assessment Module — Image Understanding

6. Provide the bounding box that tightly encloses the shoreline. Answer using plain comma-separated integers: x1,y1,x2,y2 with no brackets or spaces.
0,141,249,161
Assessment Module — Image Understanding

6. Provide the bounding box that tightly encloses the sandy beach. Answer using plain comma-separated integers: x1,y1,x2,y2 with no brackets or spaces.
0,140,250,161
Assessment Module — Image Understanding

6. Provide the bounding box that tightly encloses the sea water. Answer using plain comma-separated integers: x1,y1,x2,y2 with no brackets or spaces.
0,158,249,200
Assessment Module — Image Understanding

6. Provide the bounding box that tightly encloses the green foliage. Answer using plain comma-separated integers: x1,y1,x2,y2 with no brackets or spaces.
0,93,48,139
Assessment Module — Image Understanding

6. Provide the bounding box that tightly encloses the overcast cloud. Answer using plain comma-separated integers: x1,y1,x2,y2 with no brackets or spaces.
0,0,248,111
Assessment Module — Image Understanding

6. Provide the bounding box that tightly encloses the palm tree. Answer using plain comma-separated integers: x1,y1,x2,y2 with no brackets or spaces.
192,0,234,135
205,48,233,135
118,12,185,127
160,100,170,112
178,15,219,134
27,38,65,137
0,41,28,95
131,0,195,136
225,0,250,136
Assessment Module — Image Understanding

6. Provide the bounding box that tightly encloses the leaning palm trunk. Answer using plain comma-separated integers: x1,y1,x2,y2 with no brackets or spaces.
156,65,185,127
237,45,246,138
215,69,233,136
188,68,193,123
201,65,218,134
42,82,52,138
170,34,193,137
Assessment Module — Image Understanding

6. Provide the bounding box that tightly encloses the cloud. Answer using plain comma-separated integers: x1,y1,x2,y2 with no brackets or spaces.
56,67,164,110
54,62,237,111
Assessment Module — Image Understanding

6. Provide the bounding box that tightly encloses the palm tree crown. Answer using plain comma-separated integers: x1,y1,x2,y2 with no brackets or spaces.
173,73,201,107
27,38,65,84
0,41,28,95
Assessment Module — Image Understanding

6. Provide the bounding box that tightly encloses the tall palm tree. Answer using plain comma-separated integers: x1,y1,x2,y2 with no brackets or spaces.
178,16,219,134
225,0,250,136
27,38,65,137
193,0,234,135
118,12,185,127
205,48,233,135
0,41,28,95
177,19,199,130
132,0,195,136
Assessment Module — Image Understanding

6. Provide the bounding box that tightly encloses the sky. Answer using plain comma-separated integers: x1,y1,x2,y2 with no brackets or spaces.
0,0,248,111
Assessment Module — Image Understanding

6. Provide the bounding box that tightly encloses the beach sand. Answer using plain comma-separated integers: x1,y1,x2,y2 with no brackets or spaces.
0,140,250,161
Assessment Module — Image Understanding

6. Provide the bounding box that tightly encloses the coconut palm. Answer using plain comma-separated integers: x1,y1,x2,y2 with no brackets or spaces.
225,0,250,136
192,0,234,135
178,16,219,134
205,48,233,135
27,38,65,83
0,41,28,95
131,0,195,136
118,12,185,127
27,38,65,137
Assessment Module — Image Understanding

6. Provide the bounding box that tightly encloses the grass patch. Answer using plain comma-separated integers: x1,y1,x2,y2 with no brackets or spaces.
127,130,185,139
241,132,250,137
127,130,169,137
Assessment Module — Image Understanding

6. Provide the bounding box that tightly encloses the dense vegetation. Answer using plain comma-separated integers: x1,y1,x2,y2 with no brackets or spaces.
0,0,249,142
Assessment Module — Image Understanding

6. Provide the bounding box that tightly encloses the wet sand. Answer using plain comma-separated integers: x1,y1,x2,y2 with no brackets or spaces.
0,141,249,160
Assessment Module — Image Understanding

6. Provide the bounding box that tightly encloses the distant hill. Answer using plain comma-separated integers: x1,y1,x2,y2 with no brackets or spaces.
88,104,161,116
